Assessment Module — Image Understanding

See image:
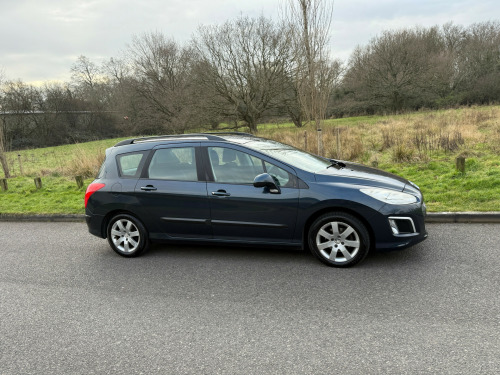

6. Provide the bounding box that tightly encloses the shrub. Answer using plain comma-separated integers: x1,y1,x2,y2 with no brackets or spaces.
66,146,105,178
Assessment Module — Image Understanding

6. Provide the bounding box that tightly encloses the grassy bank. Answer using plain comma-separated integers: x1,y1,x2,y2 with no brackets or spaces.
260,106,500,212
1,106,499,214
0,176,93,214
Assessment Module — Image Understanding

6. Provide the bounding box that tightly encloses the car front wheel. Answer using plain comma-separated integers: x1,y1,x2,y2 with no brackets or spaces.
308,212,370,267
107,214,149,257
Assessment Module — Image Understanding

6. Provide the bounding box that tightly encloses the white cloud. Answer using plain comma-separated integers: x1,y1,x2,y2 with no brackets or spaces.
0,0,498,83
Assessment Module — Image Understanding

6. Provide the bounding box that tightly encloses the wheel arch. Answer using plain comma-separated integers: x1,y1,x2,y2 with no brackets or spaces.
302,206,376,251
101,210,148,239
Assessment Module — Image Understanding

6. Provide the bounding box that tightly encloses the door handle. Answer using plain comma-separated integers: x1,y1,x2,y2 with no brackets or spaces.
141,185,157,191
211,190,230,197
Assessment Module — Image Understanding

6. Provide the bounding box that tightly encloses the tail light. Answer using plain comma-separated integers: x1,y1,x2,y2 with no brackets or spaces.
85,183,106,207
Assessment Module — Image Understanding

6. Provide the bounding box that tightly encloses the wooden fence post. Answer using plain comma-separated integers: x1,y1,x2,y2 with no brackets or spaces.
317,128,323,156
18,154,23,175
456,156,466,173
304,131,307,151
0,178,7,191
34,177,42,189
75,176,84,189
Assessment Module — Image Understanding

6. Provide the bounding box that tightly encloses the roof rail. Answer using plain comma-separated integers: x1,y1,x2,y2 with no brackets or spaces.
201,131,256,137
113,132,256,147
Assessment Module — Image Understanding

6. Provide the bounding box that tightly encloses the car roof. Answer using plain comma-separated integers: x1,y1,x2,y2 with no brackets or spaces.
113,132,258,147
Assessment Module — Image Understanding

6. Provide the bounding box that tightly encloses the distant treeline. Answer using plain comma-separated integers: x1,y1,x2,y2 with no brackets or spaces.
335,22,500,116
1,18,499,150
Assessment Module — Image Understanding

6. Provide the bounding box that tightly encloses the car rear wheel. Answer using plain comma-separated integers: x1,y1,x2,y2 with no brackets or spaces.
107,214,149,257
308,212,370,267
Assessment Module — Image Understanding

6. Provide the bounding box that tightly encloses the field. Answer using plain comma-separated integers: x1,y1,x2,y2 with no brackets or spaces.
1,106,500,214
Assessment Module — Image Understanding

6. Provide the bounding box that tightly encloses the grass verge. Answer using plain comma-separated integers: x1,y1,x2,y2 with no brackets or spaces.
1,106,500,214
0,176,93,214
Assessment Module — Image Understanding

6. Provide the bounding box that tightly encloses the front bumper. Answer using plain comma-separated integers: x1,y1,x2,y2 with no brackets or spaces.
375,229,428,251
373,201,428,251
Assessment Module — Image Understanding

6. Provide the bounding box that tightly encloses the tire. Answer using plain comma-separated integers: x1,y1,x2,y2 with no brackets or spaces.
107,214,149,257
308,212,370,267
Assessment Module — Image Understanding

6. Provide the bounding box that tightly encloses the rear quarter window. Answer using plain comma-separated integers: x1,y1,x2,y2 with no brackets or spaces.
96,157,106,179
116,152,147,178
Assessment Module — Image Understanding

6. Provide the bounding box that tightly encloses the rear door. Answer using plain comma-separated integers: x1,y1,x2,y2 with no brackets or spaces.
134,143,211,239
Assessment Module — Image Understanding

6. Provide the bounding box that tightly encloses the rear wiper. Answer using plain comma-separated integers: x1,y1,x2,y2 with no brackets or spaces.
327,159,346,169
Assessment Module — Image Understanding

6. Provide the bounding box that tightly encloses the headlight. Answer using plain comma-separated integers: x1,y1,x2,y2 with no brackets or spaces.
408,180,420,190
360,188,418,205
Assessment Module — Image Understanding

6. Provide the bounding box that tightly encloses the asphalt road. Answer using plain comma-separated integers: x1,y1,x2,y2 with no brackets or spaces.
0,222,499,375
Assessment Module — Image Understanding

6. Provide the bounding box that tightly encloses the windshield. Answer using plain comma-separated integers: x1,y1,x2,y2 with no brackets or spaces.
246,139,331,173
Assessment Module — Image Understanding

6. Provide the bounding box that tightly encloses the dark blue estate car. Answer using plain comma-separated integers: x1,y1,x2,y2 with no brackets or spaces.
85,133,427,267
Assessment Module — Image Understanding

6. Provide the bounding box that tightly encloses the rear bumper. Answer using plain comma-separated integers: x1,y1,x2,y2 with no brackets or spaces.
85,213,106,238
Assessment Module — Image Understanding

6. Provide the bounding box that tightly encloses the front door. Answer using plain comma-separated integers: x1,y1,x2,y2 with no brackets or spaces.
205,146,299,244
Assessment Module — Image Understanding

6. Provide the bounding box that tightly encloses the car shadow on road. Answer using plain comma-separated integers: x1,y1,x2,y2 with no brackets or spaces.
139,241,430,269
361,242,430,268
145,242,311,262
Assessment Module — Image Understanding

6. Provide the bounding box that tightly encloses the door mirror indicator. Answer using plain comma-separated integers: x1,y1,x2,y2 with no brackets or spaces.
253,173,281,194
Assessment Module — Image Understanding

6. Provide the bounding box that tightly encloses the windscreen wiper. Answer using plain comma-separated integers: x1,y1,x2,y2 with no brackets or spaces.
327,159,346,169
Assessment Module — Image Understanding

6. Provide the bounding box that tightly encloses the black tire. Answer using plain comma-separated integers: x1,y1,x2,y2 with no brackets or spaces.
308,212,370,267
106,214,149,257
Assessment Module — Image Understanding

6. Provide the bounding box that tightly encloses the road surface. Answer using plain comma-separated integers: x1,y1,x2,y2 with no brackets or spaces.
1,222,499,374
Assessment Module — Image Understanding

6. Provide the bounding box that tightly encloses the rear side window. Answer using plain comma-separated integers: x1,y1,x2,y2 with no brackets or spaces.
117,152,146,178
148,147,198,181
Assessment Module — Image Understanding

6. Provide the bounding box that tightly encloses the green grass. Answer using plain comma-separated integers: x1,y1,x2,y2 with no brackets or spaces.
381,156,500,212
0,176,93,214
1,106,500,214
4,138,129,177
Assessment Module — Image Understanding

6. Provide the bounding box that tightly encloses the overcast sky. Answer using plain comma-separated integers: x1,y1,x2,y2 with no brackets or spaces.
1,0,499,84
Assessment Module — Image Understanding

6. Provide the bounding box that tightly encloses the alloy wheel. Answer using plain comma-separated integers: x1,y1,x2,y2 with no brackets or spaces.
110,219,141,254
315,221,361,263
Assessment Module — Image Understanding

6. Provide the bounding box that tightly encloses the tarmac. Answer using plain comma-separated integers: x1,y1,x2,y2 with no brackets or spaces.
0,212,499,223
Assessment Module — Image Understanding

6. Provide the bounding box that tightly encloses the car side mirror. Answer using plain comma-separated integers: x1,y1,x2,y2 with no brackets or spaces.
253,173,281,194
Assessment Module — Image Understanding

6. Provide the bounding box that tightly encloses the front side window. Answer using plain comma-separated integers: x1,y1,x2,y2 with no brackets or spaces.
264,161,293,188
117,152,146,178
208,147,295,187
148,147,198,181
208,147,265,184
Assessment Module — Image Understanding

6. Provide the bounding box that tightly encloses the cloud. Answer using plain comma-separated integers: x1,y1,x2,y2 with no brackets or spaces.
330,0,500,60
0,0,498,83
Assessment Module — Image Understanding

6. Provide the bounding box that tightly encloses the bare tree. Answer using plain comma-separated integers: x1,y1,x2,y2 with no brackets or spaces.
70,56,120,138
0,127,9,178
335,21,500,114
101,57,141,134
453,21,500,103
1,80,60,147
0,72,10,178
283,0,337,153
71,55,102,90
194,16,294,132
127,32,197,133
189,58,229,130
342,27,449,112
71,55,113,108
